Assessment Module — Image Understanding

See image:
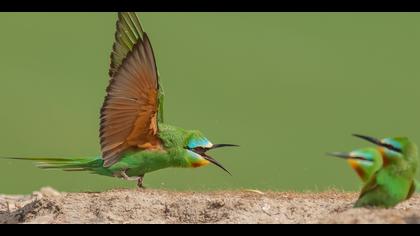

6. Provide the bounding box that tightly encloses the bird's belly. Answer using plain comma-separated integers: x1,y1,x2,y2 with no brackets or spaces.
381,176,412,205
108,150,171,177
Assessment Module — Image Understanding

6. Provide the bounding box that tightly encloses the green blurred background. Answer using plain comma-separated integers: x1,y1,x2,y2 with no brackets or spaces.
1,13,420,194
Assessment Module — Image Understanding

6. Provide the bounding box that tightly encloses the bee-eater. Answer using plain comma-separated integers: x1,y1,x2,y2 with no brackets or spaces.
3,12,238,188
350,134,418,208
328,147,383,183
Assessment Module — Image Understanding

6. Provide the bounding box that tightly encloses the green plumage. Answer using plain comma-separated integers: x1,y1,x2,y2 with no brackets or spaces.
330,135,419,208
328,147,383,183
2,13,237,188
9,124,212,178
353,136,418,208
355,166,415,208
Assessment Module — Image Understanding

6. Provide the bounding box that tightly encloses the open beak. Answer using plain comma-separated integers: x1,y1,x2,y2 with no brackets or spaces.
201,144,239,175
202,153,232,175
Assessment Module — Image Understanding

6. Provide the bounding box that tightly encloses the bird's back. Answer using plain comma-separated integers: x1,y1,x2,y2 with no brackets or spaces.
157,123,188,150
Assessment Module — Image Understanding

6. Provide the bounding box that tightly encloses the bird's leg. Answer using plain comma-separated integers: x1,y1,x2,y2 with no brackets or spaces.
119,170,145,189
120,169,139,181
137,175,145,189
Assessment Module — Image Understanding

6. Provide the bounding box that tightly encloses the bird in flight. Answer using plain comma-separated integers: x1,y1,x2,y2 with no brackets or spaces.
4,12,238,188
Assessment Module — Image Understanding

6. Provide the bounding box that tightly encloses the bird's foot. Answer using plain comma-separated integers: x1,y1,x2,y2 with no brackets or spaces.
136,175,146,189
119,170,146,189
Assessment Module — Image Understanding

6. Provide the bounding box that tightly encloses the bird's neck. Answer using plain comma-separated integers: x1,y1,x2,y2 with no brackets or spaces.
157,123,207,168
384,160,416,179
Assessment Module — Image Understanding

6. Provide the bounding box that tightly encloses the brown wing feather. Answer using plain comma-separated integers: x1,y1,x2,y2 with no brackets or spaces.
100,34,162,167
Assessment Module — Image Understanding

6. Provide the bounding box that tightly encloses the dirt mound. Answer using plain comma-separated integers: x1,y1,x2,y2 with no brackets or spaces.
0,187,419,224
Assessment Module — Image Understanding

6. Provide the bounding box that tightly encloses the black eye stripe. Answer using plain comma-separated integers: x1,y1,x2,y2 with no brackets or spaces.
354,156,368,161
383,143,402,153
184,146,208,154
193,147,207,153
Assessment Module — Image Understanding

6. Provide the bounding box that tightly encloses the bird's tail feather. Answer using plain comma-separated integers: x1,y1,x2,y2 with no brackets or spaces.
0,156,105,172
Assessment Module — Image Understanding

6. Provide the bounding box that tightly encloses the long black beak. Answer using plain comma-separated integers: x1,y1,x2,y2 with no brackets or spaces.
352,134,382,146
203,154,232,175
326,152,368,161
352,133,402,153
202,144,238,175
326,152,352,160
210,144,240,150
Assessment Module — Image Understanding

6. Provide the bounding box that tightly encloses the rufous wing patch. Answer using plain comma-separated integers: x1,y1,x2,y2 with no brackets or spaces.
100,25,162,168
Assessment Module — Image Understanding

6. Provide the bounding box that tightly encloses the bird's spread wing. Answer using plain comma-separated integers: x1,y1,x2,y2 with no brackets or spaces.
109,12,165,123
109,12,144,77
100,13,164,168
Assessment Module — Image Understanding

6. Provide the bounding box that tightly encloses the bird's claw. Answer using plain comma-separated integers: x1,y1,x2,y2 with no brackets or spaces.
137,175,145,189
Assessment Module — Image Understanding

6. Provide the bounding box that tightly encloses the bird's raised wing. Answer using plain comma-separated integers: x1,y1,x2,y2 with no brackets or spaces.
109,12,165,123
109,12,144,77
100,16,163,167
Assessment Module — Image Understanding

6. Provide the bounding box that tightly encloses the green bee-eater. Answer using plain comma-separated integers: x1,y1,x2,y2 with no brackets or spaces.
328,147,383,183
3,12,238,188
350,134,418,208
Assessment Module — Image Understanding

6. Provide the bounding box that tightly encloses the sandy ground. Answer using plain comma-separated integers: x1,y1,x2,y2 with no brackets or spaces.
0,187,419,224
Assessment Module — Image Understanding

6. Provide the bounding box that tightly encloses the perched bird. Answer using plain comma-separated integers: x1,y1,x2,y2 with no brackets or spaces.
3,12,238,188
328,147,383,183
350,134,418,208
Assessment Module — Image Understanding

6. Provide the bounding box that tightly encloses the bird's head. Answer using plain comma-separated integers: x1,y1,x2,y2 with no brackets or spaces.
183,130,238,175
327,147,383,182
352,134,417,165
